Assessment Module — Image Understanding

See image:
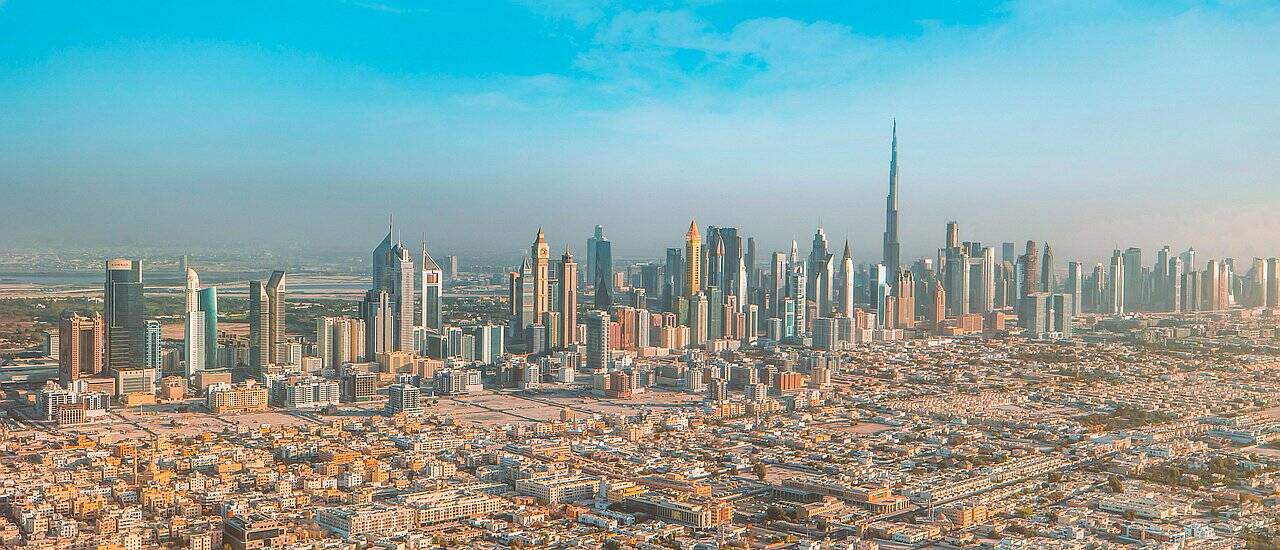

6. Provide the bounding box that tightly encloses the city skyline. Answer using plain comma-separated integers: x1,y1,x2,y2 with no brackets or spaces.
2,1,1278,261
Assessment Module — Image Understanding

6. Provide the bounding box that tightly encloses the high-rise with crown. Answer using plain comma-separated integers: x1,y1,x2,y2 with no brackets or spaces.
531,228,551,323
883,121,902,281
684,220,702,299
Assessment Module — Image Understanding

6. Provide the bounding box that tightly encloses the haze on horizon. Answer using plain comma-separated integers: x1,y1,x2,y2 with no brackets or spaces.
1,1,1277,265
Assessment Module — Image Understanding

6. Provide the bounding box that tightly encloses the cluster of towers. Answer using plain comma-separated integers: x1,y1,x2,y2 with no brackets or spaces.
359,219,445,360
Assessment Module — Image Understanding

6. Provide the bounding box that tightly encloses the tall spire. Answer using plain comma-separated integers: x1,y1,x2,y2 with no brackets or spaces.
882,120,902,281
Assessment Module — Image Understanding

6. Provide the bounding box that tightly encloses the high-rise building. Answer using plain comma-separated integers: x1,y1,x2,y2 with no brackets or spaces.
1001,242,1016,264
532,229,551,323
249,280,270,369
1122,247,1143,312
1066,261,1084,316
883,121,902,281
945,222,960,250
362,290,395,357
266,270,287,363
585,310,611,370
1022,241,1039,296
104,259,145,372
144,320,162,372
895,271,916,329
689,293,709,346
420,239,443,331
664,248,684,308
388,243,414,351
1108,250,1125,314
586,225,604,289
1267,258,1280,309
558,248,579,348
1168,257,1184,313
1040,243,1056,292
745,236,758,292
684,221,702,299
184,268,206,375
840,241,854,316
592,226,613,305
58,313,103,386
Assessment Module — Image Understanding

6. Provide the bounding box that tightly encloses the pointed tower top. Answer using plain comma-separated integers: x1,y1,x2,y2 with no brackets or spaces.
535,227,547,243
685,219,700,241
843,240,852,259
715,237,725,255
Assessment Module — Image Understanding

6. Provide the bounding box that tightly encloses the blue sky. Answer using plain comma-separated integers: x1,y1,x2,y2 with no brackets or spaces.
1,0,1278,264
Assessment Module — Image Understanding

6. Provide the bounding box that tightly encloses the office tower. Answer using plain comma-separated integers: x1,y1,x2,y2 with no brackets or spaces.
807,227,831,307
1248,258,1267,307
869,263,889,328
882,121,903,281
470,325,504,364
788,264,807,336
895,271,916,328
1086,263,1105,313
1040,243,1056,292
1022,241,1039,296
144,320,161,371
930,281,946,328
973,246,995,314
1001,242,1016,264
420,240,443,331
715,227,744,299
790,240,799,264
592,227,613,297
664,248,684,308
1122,247,1143,311
944,246,969,316
1051,293,1074,338
444,255,459,278
585,310,610,370
1020,292,1051,337
1267,258,1280,309
1168,257,1184,313
531,228,551,322
586,225,603,288
1155,246,1171,308
58,313,103,386
266,270,287,363
689,293,709,346
558,248,579,347
1181,270,1201,312
104,259,145,372
1108,250,1125,314
684,220,702,298
1066,261,1084,316
249,281,269,369
745,237,758,292
1204,259,1230,310
770,252,787,318
371,231,414,351
361,289,395,356
840,241,854,316
184,268,206,375
945,222,960,250
515,258,535,332
708,236,726,290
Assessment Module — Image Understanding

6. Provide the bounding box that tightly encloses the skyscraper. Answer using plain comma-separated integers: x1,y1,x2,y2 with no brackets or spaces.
586,225,603,288
840,241,854,316
144,320,162,371
58,313,103,386
104,259,144,372
266,270,287,363
1022,241,1039,296
1066,261,1084,316
883,121,902,280
895,271,916,329
1108,250,1125,314
1040,243,1056,292
531,228,551,323
945,222,960,250
585,310,610,370
389,243,414,351
684,220,702,299
1122,247,1143,312
184,268,206,375
420,239,443,331
558,248,578,347
592,226,613,297
249,280,270,369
